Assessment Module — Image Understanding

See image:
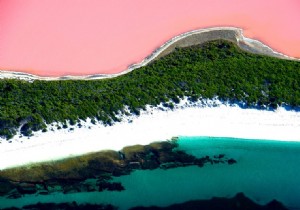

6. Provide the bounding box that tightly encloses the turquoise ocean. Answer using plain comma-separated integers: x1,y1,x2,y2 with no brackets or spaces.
1,136,300,209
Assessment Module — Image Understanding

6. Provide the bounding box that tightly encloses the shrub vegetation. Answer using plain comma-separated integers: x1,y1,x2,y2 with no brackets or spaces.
0,40,299,139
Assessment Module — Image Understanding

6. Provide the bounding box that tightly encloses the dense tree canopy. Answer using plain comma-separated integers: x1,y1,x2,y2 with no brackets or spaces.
0,40,299,139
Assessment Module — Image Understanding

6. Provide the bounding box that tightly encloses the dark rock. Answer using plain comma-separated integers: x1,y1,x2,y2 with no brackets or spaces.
17,183,37,194
266,199,289,209
46,183,63,193
157,152,177,163
118,151,125,160
173,150,196,163
107,182,125,191
97,181,124,192
219,154,225,159
86,184,97,192
160,162,183,170
128,161,141,170
214,154,225,159
0,180,15,196
112,168,130,177
38,190,49,195
63,185,81,194
7,189,22,199
129,192,288,210
141,160,160,170
227,158,237,165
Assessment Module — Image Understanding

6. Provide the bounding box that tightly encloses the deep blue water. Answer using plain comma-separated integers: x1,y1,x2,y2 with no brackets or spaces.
1,136,300,209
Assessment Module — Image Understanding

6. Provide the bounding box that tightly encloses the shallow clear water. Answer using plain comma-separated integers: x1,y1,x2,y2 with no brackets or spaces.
1,136,300,209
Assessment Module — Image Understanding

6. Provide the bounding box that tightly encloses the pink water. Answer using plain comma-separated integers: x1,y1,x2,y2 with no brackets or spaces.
0,0,299,76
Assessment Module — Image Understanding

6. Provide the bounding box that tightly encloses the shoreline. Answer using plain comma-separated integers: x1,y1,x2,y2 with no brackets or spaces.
0,99,299,170
0,27,299,81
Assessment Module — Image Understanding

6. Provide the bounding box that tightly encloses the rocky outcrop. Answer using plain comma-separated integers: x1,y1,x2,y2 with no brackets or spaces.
0,140,236,198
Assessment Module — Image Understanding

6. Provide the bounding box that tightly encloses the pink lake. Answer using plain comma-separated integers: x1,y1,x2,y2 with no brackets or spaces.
0,0,300,76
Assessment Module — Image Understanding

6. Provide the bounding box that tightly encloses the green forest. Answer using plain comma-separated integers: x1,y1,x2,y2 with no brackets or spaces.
0,40,299,139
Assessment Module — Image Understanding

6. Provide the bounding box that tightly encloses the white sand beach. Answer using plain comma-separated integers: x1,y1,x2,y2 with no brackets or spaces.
0,27,299,170
0,99,299,170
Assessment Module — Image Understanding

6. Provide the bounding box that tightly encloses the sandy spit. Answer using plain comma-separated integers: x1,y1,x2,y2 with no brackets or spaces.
0,27,299,81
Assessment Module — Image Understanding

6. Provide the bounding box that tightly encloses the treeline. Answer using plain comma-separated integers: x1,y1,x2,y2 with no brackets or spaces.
0,40,299,139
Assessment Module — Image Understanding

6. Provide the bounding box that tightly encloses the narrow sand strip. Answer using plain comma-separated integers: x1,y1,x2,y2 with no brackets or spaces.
0,27,299,81
0,100,299,170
